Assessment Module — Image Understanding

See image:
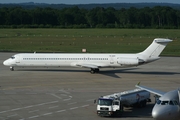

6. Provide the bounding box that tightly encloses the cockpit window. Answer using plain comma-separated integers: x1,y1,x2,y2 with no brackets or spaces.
161,101,169,105
157,100,178,105
169,101,174,105
173,101,178,105
11,56,15,59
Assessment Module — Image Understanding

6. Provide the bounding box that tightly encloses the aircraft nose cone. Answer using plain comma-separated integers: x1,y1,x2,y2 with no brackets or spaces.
152,108,171,120
152,109,166,120
152,111,164,120
3,60,9,66
152,111,159,119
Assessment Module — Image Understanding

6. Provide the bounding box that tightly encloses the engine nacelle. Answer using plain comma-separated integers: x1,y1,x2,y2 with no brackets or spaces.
117,58,144,66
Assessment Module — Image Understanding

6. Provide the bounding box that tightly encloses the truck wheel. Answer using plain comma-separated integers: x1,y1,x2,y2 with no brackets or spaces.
139,101,143,108
143,100,147,107
120,105,123,111
116,110,121,117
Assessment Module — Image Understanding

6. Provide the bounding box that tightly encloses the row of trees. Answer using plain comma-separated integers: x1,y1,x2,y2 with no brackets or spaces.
0,6,180,28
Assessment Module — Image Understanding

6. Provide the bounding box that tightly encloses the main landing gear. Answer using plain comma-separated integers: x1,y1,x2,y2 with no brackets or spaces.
10,66,14,71
90,68,99,74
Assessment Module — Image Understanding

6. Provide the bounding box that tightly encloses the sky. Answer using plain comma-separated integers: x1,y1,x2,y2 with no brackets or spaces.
1,0,180,4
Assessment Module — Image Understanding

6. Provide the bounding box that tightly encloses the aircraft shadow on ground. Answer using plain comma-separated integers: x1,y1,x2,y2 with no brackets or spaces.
16,68,180,78
111,104,154,118
100,67,179,74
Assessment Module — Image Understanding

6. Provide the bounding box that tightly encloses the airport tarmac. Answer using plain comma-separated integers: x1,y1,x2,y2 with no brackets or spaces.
0,52,180,120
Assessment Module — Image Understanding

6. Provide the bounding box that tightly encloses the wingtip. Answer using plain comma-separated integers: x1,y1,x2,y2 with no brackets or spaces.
136,82,141,86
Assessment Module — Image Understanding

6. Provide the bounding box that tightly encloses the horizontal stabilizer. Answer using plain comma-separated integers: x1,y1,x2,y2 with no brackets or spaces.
154,38,172,43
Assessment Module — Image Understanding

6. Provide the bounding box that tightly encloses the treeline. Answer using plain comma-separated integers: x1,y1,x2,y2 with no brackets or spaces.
0,6,180,29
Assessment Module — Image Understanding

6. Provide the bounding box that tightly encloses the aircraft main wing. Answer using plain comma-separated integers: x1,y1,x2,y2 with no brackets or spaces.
135,83,165,96
76,63,99,69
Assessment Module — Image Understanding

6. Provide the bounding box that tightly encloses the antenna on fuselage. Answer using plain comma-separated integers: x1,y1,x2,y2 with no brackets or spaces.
34,51,36,54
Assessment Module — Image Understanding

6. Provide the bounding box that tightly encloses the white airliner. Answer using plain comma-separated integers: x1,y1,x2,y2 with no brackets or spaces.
136,83,180,120
3,38,172,73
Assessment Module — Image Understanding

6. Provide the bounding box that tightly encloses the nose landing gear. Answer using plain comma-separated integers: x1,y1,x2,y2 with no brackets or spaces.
10,66,14,71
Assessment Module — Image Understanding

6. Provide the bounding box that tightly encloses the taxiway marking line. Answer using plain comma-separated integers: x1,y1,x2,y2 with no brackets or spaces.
24,106,33,109
17,104,91,120
49,94,62,99
49,106,59,109
25,93,37,95
63,96,72,101
81,104,89,108
11,108,21,111
7,114,17,117
29,115,39,119
67,102,77,105
0,101,58,114
43,112,52,116
28,110,39,113
56,109,66,113
70,107,79,110
59,89,70,94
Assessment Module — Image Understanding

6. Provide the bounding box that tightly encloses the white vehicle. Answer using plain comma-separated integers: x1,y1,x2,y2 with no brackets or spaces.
3,38,172,73
96,89,151,117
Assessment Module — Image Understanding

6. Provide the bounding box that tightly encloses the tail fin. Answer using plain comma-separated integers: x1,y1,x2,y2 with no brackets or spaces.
139,38,172,58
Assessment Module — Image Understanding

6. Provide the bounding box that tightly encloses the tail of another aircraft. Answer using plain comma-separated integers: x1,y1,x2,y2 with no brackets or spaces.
139,38,172,59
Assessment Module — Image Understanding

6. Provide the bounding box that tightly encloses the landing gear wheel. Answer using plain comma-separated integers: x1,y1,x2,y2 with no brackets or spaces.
95,68,99,73
90,69,95,74
10,66,14,71
90,68,99,74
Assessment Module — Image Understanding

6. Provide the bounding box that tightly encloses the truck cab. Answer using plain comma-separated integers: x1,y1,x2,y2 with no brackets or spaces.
97,97,121,116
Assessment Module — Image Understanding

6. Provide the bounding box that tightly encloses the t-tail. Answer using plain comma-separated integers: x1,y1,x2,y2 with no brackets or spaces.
138,38,172,63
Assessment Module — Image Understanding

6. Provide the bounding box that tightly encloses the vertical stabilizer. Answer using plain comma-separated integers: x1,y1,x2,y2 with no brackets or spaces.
139,38,172,58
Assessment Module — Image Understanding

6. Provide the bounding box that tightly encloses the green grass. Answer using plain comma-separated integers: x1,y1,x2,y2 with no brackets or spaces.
0,29,179,56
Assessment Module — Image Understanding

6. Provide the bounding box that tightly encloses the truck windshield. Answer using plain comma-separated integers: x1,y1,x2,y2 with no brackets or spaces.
98,99,113,106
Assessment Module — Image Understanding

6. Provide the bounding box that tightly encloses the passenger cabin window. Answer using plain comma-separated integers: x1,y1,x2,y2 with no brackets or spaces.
22,57,109,61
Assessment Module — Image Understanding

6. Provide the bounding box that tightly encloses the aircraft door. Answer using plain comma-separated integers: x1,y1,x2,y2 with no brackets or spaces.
110,55,116,64
15,55,20,63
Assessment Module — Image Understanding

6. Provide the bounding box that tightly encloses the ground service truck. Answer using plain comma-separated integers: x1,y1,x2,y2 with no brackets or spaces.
96,89,151,117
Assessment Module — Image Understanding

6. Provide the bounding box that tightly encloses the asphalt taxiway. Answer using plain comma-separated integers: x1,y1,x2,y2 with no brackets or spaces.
0,52,180,120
